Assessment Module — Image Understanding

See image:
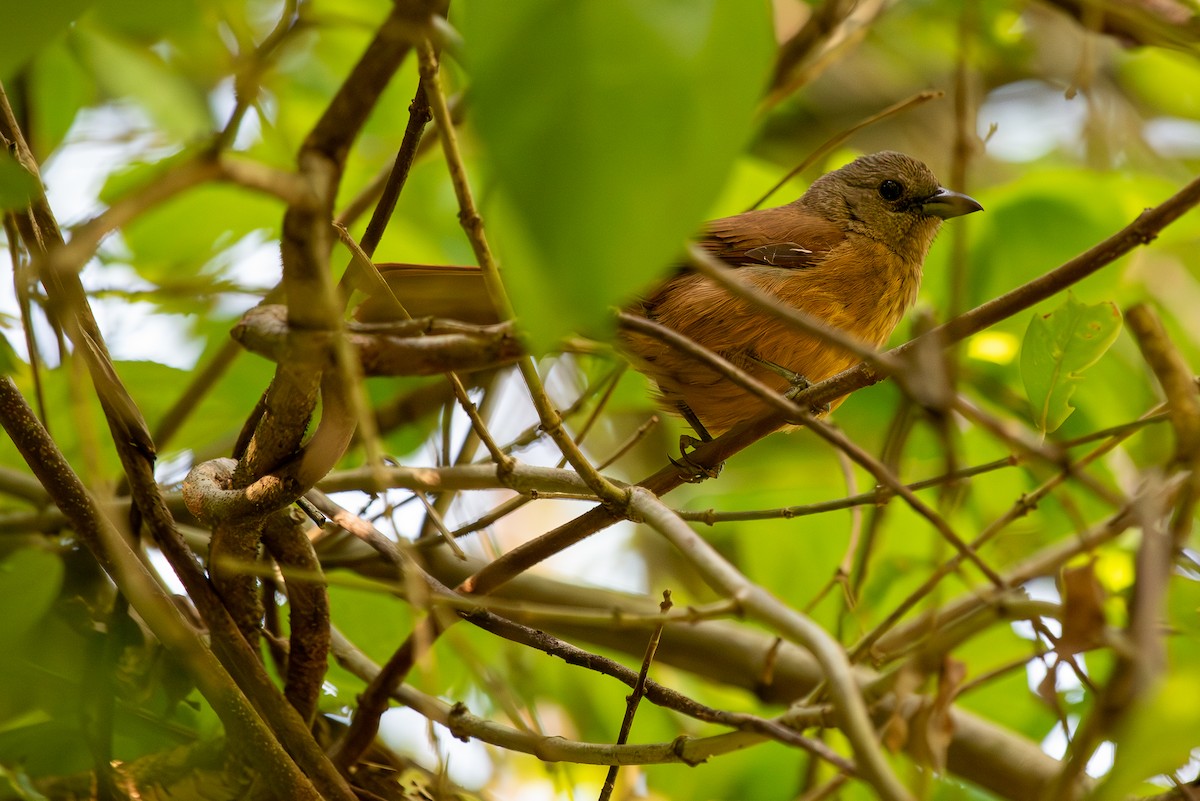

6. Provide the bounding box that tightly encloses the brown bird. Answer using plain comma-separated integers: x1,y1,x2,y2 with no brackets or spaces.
364,151,981,442
620,151,982,437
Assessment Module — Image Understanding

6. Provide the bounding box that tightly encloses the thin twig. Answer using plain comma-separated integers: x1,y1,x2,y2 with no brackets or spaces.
596,414,660,472
803,414,1005,586
214,0,300,151
447,609,851,766
678,454,1020,524
750,90,943,209
858,401,1168,663
414,490,467,559
599,591,671,801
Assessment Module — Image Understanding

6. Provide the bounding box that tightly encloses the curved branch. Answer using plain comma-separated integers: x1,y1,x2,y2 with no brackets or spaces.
0,378,326,801
330,627,855,771
627,487,914,801
233,304,522,376
263,508,331,725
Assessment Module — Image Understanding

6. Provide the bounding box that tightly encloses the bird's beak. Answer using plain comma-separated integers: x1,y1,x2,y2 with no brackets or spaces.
922,187,983,219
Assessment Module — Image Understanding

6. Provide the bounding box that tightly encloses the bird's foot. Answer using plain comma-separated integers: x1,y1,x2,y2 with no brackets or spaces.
669,434,723,482
750,356,830,415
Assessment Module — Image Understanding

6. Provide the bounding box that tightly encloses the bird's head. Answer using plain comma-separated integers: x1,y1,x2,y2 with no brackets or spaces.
800,151,982,263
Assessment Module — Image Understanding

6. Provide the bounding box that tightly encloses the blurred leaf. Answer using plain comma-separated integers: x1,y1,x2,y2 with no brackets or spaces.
1116,48,1200,121
957,170,1175,314
461,0,774,346
0,334,19,375
0,0,93,81
0,763,49,801
0,549,63,651
114,180,281,280
72,24,211,141
89,0,203,43
98,150,195,205
25,39,95,159
0,151,40,211
1020,293,1122,433
1090,669,1200,801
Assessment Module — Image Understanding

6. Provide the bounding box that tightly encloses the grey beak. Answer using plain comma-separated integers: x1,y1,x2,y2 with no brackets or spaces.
922,187,983,219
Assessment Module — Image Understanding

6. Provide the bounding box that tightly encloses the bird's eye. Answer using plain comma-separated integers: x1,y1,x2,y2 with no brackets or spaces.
878,180,904,201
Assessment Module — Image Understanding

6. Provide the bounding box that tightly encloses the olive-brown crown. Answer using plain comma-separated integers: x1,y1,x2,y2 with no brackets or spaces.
798,151,947,262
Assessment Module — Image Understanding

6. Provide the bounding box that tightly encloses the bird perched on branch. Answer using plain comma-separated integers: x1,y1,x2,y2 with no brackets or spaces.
620,151,981,437
362,151,981,442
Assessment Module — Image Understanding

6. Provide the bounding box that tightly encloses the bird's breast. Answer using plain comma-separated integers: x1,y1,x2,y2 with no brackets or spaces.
745,239,922,348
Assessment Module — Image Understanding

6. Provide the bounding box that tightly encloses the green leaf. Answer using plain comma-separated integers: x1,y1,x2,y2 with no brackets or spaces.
1020,293,1122,433
114,179,282,280
0,333,20,375
460,0,774,347
1089,670,1200,801
0,151,40,211
0,0,93,81
0,549,64,650
72,24,211,142
25,39,96,159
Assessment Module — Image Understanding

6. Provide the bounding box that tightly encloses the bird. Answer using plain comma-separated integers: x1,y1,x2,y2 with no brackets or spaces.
361,151,981,445
619,151,982,438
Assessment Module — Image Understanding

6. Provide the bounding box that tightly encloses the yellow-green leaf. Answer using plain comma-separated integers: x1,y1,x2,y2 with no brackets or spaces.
1089,670,1200,801
1020,293,1122,433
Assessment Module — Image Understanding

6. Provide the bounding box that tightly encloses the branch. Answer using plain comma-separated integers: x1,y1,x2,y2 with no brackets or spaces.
0,81,357,801
262,508,331,725
44,155,314,285
0,378,325,801
329,626,854,772
627,488,913,801
232,304,522,376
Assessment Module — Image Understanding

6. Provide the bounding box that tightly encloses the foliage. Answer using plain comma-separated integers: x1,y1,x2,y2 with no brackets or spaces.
0,0,1199,800
1021,293,1122,433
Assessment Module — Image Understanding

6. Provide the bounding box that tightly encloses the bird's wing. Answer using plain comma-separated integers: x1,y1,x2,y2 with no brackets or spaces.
700,204,845,269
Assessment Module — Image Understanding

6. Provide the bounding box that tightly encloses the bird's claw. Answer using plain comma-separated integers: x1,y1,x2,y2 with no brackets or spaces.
670,435,723,482
782,381,830,415
753,356,830,416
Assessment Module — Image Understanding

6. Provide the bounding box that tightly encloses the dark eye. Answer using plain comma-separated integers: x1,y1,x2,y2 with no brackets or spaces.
878,179,903,201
